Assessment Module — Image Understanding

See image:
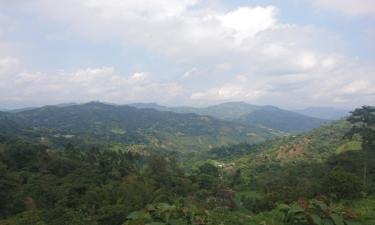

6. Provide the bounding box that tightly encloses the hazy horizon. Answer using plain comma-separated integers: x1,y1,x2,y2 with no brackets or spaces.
0,100,354,112
0,0,374,109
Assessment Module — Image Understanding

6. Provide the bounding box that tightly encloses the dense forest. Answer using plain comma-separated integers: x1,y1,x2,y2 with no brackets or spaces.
0,104,374,225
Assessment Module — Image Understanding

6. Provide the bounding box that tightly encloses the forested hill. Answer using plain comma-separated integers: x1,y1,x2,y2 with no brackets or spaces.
130,102,327,133
207,119,356,162
234,106,327,133
0,106,374,225
131,101,261,120
0,112,23,135
0,102,280,151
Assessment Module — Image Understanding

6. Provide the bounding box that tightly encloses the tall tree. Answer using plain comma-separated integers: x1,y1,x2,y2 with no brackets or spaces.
347,106,375,151
346,106,375,190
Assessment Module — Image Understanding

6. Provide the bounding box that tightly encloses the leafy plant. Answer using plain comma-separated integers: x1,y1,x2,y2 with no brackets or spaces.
280,198,362,225
123,202,207,225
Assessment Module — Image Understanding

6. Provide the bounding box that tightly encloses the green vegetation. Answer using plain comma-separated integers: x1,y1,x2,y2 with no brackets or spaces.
1,102,279,152
235,106,327,133
0,104,373,224
131,102,327,133
280,198,359,225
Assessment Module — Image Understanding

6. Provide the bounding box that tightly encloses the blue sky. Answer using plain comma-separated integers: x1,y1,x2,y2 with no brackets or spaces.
0,0,374,109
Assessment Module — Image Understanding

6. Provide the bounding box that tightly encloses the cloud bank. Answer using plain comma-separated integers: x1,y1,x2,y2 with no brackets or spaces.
0,0,374,108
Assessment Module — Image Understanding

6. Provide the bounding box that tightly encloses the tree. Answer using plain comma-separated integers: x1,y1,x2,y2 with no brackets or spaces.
323,167,362,199
347,106,375,151
198,163,219,177
346,106,375,190
0,163,20,217
196,163,220,191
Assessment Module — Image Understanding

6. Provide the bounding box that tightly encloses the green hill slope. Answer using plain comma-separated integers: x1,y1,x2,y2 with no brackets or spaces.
9,102,279,151
130,102,327,133
235,106,327,133
207,119,353,164
129,101,261,120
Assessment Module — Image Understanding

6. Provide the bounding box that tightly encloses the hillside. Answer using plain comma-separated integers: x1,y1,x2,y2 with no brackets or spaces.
129,101,261,120
5,102,279,151
130,102,326,133
207,119,355,164
201,112,375,224
0,112,23,136
294,107,349,120
235,106,327,133
0,106,374,225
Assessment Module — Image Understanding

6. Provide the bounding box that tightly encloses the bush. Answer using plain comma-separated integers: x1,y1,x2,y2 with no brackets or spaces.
323,167,362,199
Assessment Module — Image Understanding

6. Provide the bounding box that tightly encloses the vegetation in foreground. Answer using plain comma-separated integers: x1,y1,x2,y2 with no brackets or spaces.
0,106,373,225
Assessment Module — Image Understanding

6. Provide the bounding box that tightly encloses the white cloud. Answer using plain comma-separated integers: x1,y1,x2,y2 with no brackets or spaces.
190,74,269,102
0,60,184,107
0,55,374,109
85,0,198,18
14,1,343,72
217,6,277,43
0,1,374,108
188,57,375,108
191,85,266,101
128,72,148,84
22,1,283,59
341,80,375,95
0,57,20,74
68,67,114,83
182,68,198,79
312,0,375,16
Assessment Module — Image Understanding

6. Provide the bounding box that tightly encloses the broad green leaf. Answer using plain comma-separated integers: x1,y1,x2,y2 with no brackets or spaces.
311,214,323,225
147,204,156,211
127,211,152,221
289,203,305,213
344,221,362,225
322,218,334,225
315,201,328,212
330,214,344,225
169,219,187,225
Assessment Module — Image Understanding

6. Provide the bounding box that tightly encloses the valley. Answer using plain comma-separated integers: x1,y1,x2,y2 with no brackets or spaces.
0,103,374,225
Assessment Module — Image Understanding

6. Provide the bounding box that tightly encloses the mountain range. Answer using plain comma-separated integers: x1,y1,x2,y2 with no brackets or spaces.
294,107,350,120
0,102,280,151
0,102,373,225
0,101,333,151
129,101,327,133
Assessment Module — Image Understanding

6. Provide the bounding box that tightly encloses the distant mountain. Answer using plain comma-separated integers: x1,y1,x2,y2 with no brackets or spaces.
128,102,169,111
129,101,260,120
8,107,38,113
9,102,279,151
55,102,78,107
7,103,78,113
294,107,349,120
130,102,326,133
236,106,327,133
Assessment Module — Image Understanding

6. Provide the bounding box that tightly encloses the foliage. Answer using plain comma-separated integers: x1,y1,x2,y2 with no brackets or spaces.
132,102,326,133
0,105,374,225
323,167,362,199
123,202,208,225
236,106,326,133
280,198,361,225
10,102,277,152
346,106,375,151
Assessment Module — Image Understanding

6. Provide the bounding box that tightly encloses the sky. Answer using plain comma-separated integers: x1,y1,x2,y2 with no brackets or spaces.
0,0,374,109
